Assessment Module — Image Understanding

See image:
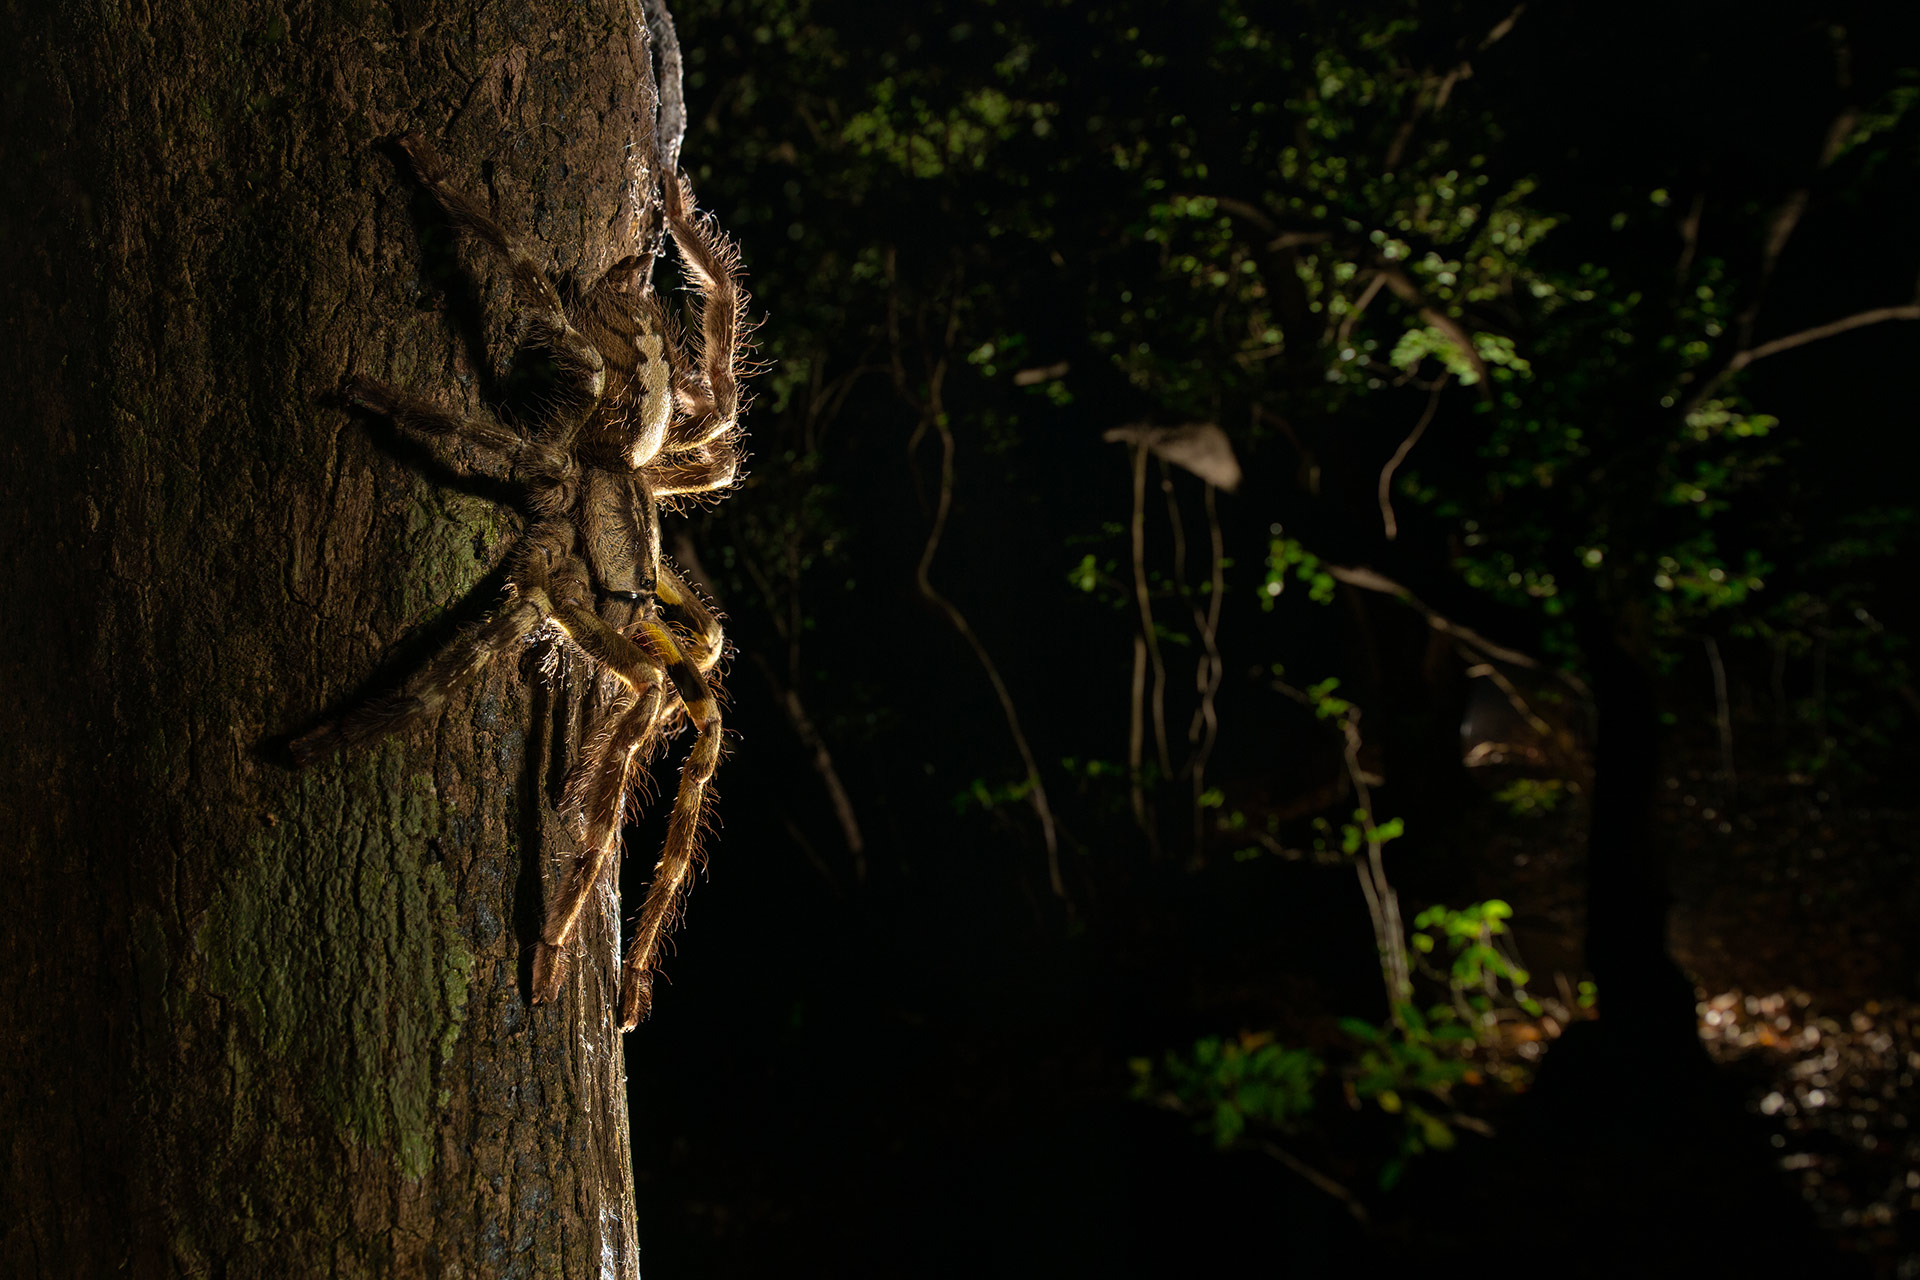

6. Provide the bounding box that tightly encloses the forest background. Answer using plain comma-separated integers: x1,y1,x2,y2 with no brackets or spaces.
646,0,1920,1272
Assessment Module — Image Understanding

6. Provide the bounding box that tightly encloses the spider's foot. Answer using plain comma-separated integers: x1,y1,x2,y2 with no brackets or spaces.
619,971,653,1031
531,942,568,1005
342,375,399,414
393,131,445,182
287,724,340,768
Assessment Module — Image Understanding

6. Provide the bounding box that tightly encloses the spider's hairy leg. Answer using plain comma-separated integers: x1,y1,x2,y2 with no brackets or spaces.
394,132,607,438
618,597,725,1029
531,681,668,1004
656,564,725,671
545,599,664,696
660,173,750,451
290,589,551,766
650,439,741,499
344,376,571,477
527,599,675,1002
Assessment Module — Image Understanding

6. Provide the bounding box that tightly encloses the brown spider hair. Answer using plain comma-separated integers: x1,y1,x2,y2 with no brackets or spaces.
294,130,754,1029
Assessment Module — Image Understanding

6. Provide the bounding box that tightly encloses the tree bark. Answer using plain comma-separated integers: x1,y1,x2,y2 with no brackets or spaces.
2,2,666,1274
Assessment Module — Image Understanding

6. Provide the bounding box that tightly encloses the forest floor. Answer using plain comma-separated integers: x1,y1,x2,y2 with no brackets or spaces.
1666,765,1918,1276
628,734,1917,1277
1472,747,1920,1277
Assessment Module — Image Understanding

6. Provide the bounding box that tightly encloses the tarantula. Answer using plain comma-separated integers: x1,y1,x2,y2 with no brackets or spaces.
293,131,750,1029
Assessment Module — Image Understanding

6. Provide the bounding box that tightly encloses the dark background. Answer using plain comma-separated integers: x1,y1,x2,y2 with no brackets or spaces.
592,1,1920,1275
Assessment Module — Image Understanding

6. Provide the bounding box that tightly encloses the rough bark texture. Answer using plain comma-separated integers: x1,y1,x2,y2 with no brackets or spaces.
2,2,666,1275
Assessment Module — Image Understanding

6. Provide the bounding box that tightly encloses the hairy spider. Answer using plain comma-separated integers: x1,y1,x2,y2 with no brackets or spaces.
293,131,750,1029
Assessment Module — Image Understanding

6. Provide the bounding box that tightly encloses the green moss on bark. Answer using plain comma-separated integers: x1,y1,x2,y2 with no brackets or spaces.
195,748,471,1180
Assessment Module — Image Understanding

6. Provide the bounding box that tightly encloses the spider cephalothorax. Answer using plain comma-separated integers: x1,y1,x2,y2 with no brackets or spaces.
293,131,751,1028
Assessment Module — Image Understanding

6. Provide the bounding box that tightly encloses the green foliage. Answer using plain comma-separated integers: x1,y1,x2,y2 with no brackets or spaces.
1339,809,1401,854
1131,1033,1324,1148
1411,901,1532,1000
1307,678,1352,721
951,775,1034,814
1492,778,1565,818
1261,536,1337,607
1137,892,1547,1190
843,82,1043,179
1338,1009,1471,1185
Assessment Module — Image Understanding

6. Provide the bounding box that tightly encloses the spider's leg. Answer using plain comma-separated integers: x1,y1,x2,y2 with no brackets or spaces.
545,599,664,696
396,133,607,441
660,173,750,451
531,680,668,1005
345,376,572,478
650,438,741,499
290,590,550,765
616,594,725,1028
656,564,725,672
530,598,701,1013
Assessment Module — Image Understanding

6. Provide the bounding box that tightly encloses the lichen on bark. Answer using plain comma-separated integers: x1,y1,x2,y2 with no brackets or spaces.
194,750,472,1181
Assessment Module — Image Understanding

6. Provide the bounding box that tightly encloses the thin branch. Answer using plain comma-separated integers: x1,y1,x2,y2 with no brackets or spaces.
766,667,868,879
1381,4,1524,174
1143,1089,1369,1222
1254,1141,1370,1223
1127,440,1174,778
1682,79,1867,412
1704,636,1736,806
1731,88,1857,347
1461,661,1553,741
1342,712,1410,1018
1187,484,1227,858
1159,463,1229,861
1128,634,1151,842
1265,230,1332,252
911,421,1063,897
1477,3,1525,49
1334,271,1388,352
801,354,885,455
1272,673,1409,1008
1162,459,1189,627
1732,301,1920,369
783,813,843,897
1687,298,1920,410
1376,267,1493,394
1253,402,1320,495
1675,190,1704,282
1377,375,1448,540
1201,194,1507,393
674,536,867,876
1322,562,1562,680
1210,194,1276,234
889,255,1063,897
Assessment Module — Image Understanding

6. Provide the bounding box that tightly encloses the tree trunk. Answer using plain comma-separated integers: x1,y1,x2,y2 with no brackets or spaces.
2,3,666,1274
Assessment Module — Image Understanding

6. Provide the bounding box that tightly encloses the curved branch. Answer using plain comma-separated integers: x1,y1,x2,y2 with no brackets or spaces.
1376,267,1493,394
1377,375,1448,540
1686,298,1920,410
888,255,1064,897
673,535,866,876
